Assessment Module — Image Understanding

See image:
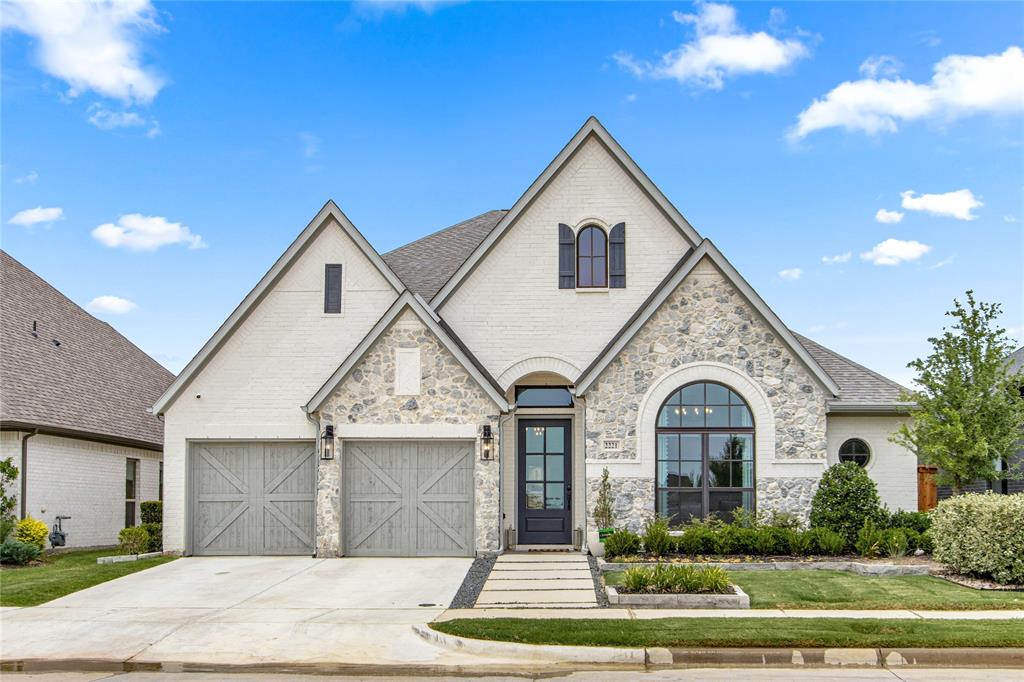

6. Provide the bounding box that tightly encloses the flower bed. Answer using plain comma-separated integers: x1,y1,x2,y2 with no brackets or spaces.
604,564,749,608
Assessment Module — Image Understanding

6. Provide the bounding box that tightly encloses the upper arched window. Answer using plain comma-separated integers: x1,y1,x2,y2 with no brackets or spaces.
838,438,871,467
576,226,607,288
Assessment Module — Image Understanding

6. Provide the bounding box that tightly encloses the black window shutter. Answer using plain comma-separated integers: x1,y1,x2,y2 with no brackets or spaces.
558,224,575,289
609,222,626,288
324,264,343,313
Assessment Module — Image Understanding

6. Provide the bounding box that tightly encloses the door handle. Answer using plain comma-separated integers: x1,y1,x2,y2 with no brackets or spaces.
567,484,572,507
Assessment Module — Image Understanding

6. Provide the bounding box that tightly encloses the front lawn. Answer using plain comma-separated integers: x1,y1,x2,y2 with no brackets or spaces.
603,569,1024,610
0,549,175,607
432,617,1024,648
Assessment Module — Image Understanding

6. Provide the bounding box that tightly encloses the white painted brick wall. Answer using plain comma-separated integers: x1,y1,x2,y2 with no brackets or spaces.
161,217,400,551
0,431,162,548
825,415,917,511
439,137,693,380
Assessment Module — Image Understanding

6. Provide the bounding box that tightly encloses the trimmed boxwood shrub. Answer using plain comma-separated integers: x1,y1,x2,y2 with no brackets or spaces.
809,462,885,548
677,526,717,555
140,522,162,552
931,493,1024,584
603,529,641,558
0,539,41,565
119,526,150,555
888,510,931,534
140,500,163,524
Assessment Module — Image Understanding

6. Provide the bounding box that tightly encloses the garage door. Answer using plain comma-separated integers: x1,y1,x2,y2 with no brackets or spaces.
190,442,316,556
344,440,474,557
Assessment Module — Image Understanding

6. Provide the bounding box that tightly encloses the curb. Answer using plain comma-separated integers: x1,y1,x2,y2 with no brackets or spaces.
597,557,932,577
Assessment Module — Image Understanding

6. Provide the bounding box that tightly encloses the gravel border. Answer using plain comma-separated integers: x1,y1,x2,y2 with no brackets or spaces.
588,553,611,608
449,553,497,608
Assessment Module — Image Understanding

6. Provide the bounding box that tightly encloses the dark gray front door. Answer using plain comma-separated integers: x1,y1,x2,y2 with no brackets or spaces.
191,442,316,556
518,420,572,544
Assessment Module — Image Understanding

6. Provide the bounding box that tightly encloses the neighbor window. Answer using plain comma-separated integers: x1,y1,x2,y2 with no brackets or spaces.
576,226,607,287
324,264,343,314
838,438,871,467
125,458,139,526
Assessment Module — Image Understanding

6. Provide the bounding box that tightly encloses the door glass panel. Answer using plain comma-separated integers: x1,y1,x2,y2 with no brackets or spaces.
545,455,564,482
545,426,564,453
525,455,544,481
545,483,565,509
706,405,728,427
657,433,679,460
525,483,544,509
525,426,545,453
681,405,704,427
680,434,702,460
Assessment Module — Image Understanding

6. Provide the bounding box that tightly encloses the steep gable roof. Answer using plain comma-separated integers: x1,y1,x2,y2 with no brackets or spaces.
1,250,174,450
382,210,506,300
305,291,508,412
430,116,703,308
153,200,405,415
793,333,911,410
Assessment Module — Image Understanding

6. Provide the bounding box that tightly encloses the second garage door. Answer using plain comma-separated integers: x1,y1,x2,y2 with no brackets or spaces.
344,440,474,557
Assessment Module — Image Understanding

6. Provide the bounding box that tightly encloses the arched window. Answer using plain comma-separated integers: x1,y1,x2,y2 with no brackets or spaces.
576,225,607,287
838,438,871,467
655,381,755,524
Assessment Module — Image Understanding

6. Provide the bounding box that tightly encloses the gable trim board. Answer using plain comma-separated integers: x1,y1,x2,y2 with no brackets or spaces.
152,201,406,416
305,291,509,413
429,116,703,308
573,239,842,399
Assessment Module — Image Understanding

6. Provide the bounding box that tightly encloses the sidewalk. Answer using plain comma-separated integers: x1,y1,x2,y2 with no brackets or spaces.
438,607,1024,620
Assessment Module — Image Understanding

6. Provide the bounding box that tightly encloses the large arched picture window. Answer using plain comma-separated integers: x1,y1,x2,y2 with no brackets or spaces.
656,381,755,524
576,225,607,287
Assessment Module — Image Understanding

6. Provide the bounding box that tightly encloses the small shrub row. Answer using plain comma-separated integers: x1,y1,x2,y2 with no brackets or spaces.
619,564,731,594
0,539,41,565
604,522,849,559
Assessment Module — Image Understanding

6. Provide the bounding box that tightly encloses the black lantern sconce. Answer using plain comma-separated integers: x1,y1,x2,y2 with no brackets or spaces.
480,424,494,461
320,424,335,460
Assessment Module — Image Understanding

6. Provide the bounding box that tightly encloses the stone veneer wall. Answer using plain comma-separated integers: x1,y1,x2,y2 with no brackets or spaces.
585,258,829,529
313,309,501,556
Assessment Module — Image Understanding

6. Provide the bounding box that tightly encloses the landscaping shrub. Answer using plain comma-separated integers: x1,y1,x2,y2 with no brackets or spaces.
603,529,641,558
753,526,790,556
0,539,41,565
761,510,804,531
15,517,48,550
642,517,672,557
809,462,885,548
140,522,162,552
931,492,1024,584
888,510,931,534
616,564,730,594
677,525,716,555
881,528,909,559
722,526,757,555
118,526,150,555
806,527,847,556
788,530,813,556
916,528,935,554
140,501,163,525
854,519,884,558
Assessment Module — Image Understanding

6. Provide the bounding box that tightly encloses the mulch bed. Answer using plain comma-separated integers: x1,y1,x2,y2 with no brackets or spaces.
933,571,1024,592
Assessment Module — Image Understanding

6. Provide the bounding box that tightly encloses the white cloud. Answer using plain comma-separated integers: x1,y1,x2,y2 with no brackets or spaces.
298,132,321,158
86,104,162,137
860,238,931,266
859,55,902,78
91,214,206,251
15,170,38,185
875,208,905,224
9,206,64,227
87,295,136,314
1005,215,1019,223
928,256,955,270
790,46,1024,139
1,0,165,104
900,189,982,220
625,93,638,103
614,1,810,90
821,252,851,264
778,267,802,280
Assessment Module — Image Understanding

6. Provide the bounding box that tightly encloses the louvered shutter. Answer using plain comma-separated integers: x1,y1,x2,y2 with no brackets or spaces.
324,264,343,313
558,223,575,289
609,222,626,288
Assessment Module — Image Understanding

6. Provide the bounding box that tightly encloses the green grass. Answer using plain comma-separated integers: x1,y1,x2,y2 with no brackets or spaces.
432,617,1024,648
603,569,1024,610
0,549,175,607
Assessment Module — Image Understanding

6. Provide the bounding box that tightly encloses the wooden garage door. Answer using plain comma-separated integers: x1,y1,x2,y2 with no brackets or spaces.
344,441,474,557
190,442,316,556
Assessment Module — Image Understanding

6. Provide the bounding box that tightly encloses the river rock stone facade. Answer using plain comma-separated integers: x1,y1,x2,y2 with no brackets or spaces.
757,477,819,521
313,309,501,556
586,476,655,533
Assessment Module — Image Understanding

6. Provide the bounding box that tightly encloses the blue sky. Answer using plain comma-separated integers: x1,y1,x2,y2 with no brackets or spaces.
2,1,1022,386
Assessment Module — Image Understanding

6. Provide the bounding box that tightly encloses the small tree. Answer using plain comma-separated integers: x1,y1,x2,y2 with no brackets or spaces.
593,468,615,529
892,291,1024,494
809,462,885,548
0,457,18,542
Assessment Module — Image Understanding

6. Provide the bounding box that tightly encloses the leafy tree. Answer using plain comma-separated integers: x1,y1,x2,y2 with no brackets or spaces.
892,291,1024,494
0,457,18,541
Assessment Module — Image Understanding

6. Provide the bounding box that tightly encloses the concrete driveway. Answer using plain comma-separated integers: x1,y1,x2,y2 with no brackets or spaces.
0,556,522,669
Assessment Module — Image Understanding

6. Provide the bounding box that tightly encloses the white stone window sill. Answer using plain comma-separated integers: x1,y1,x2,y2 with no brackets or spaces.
576,287,609,293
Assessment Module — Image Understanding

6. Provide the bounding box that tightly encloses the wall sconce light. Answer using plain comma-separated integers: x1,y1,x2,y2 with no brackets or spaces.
320,424,335,460
480,424,494,461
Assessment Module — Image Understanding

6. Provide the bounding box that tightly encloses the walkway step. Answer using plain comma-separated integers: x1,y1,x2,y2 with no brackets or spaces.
489,562,587,571
488,569,592,580
495,554,588,563
476,590,598,605
481,579,595,591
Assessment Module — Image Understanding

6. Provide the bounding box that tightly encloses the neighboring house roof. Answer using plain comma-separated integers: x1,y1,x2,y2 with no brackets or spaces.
382,210,507,301
793,333,912,411
1,250,174,450
1008,346,1024,375
429,116,704,308
152,200,406,415
305,291,509,413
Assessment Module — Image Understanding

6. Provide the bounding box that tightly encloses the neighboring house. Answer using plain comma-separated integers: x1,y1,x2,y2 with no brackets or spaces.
935,345,1024,499
0,250,174,548
154,118,916,558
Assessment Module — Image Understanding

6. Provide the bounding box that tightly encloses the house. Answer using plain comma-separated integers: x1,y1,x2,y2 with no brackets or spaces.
153,118,917,557
0,250,174,548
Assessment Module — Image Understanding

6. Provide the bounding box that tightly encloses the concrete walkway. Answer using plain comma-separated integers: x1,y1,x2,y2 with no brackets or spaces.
440,607,1024,620
476,553,598,608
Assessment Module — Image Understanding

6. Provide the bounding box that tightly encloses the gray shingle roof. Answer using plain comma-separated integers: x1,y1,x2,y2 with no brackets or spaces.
382,210,507,301
793,332,909,406
1008,346,1024,375
1,250,174,449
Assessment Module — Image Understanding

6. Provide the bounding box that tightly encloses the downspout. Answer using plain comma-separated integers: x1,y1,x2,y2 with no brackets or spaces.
20,430,37,519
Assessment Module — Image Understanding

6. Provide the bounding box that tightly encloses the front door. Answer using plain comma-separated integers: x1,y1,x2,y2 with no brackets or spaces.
518,419,572,544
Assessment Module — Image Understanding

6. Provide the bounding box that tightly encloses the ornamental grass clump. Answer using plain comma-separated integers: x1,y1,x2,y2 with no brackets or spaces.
641,517,672,557
603,529,641,558
617,564,731,594
931,493,1024,584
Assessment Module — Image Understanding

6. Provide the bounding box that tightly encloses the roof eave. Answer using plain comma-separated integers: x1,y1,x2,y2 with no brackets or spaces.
827,401,916,415
0,420,163,452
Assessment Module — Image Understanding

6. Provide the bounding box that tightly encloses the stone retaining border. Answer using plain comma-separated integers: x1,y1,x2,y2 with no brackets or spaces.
597,558,932,576
607,584,750,609
95,551,163,564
